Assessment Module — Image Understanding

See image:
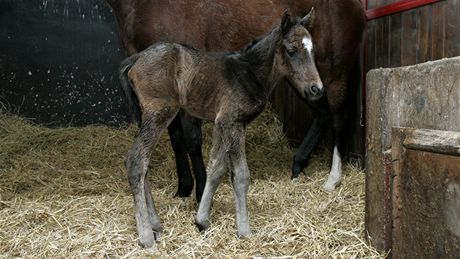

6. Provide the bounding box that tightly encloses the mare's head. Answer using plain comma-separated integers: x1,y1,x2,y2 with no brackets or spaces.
275,9,323,102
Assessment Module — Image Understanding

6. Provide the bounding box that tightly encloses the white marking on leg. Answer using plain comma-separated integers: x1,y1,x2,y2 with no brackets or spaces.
323,145,342,192
302,36,313,54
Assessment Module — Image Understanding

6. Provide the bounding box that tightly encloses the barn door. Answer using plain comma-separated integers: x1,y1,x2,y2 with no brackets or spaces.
390,127,460,258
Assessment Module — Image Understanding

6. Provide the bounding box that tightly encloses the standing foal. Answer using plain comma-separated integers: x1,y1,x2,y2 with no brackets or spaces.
119,10,323,248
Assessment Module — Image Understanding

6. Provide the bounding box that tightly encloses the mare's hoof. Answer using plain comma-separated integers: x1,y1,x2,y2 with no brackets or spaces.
291,164,304,179
195,190,204,203
323,176,342,192
291,156,307,179
174,186,193,198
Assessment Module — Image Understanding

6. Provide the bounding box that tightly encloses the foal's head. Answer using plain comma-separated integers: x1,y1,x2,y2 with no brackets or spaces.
276,9,323,102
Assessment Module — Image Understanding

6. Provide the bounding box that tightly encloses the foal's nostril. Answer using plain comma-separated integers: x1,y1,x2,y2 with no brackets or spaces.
310,84,321,95
308,84,323,99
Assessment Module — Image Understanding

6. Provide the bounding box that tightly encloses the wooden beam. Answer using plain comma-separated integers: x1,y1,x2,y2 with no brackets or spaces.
366,0,442,20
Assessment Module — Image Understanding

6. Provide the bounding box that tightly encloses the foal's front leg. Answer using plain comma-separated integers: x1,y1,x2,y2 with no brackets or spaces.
196,122,251,237
227,125,251,238
195,126,227,231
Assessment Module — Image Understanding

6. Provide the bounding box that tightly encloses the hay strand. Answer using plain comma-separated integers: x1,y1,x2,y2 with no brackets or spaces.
0,107,383,258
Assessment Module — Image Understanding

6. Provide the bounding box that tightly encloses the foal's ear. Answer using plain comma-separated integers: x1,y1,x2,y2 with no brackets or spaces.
300,7,315,30
281,9,294,35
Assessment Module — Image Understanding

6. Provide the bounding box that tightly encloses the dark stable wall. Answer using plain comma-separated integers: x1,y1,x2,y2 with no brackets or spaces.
0,0,128,126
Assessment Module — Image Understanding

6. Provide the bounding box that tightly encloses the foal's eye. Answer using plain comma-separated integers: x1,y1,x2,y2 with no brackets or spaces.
287,48,296,57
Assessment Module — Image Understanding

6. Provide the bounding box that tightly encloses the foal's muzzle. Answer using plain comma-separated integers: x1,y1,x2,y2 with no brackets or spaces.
305,83,324,101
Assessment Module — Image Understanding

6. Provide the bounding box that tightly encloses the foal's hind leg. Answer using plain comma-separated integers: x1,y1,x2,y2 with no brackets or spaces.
126,106,178,248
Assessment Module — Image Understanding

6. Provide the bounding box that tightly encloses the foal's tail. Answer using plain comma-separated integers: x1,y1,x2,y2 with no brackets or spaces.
119,54,142,127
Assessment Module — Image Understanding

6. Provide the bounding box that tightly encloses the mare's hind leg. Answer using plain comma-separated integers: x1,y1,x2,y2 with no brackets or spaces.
126,106,178,248
195,124,228,231
323,111,345,192
168,113,194,198
323,79,348,191
181,113,206,202
292,100,330,178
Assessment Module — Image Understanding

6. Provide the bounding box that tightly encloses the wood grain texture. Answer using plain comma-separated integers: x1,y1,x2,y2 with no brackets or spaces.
366,0,460,71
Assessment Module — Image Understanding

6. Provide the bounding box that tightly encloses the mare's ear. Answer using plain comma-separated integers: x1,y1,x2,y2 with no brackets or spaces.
300,7,315,30
281,9,294,35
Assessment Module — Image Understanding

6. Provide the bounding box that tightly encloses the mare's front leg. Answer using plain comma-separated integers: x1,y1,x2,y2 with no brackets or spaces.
292,100,330,178
126,106,178,248
181,112,206,202
195,123,228,231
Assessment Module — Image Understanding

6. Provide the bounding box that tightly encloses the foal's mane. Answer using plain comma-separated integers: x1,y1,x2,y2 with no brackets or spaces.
239,24,283,64
244,25,281,50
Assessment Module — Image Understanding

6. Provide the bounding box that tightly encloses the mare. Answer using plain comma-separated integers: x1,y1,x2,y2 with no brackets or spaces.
119,10,322,248
106,0,366,199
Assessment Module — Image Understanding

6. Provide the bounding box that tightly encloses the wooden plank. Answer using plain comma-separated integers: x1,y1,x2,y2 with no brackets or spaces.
375,18,385,67
391,127,460,258
431,1,446,60
445,0,460,58
367,20,376,70
401,9,417,66
389,13,402,67
416,5,432,63
403,128,460,155
383,16,391,67
382,149,393,254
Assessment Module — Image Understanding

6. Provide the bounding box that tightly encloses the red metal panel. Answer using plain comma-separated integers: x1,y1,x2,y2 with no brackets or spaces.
366,0,442,20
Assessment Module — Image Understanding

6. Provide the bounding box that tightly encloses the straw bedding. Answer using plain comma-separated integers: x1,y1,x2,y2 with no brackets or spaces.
0,107,383,258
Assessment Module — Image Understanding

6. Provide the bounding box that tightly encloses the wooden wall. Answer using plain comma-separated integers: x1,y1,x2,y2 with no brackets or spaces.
367,0,460,70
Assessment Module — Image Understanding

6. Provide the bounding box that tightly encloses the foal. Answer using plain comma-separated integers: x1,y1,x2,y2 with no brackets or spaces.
119,10,322,248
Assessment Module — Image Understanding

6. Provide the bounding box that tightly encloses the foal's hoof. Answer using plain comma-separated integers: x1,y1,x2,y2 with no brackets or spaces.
237,228,252,239
138,231,156,248
195,218,209,232
152,229,162,241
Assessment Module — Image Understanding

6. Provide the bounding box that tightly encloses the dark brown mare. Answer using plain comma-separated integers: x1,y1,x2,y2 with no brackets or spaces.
106,0,366,199
119,10,322,248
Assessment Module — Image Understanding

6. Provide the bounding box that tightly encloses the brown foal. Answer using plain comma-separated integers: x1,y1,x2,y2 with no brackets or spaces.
119,10,323,248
